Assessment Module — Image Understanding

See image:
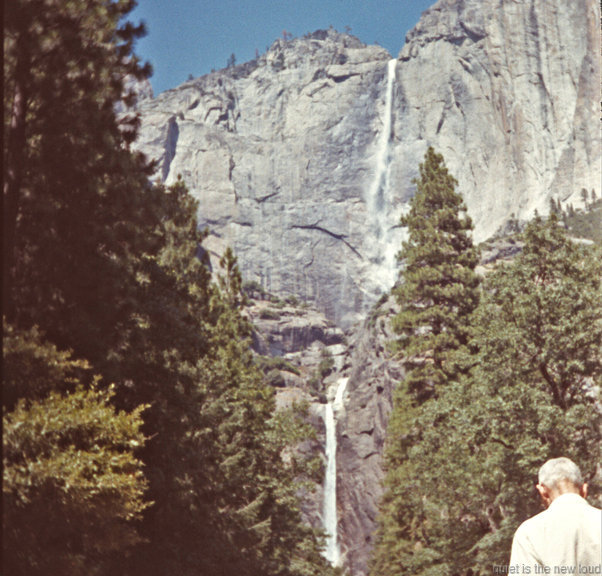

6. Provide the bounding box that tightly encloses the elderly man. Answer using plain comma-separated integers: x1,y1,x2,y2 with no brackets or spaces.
510,457,601,574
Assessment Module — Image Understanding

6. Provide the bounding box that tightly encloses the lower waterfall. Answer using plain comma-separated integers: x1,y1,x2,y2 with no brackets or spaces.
323,377,349,566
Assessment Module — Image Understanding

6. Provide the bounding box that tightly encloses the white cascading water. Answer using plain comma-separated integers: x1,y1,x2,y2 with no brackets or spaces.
365,58,401,293
322,377,349,566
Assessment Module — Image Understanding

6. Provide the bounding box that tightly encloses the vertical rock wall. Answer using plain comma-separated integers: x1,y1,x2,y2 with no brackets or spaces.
389,0,600,242
133,0,600,326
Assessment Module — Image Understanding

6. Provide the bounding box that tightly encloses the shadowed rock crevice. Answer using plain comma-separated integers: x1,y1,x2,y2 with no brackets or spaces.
291,223,363,259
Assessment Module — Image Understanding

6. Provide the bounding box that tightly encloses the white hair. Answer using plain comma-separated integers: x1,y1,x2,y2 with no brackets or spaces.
538,457,583,489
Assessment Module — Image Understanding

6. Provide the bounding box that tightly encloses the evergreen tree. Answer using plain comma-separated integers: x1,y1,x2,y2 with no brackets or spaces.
4,0,153,357
391,146,480,401
371,147,480,576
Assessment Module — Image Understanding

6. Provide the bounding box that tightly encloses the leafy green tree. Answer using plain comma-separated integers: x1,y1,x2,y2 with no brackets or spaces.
391,146,480,402
371,215,601,576
3,324,149,576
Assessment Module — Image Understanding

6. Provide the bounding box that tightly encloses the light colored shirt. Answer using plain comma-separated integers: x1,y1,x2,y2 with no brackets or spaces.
509,493,602,574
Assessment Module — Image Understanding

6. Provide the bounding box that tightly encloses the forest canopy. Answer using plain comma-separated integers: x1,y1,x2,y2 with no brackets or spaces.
3,2,335,575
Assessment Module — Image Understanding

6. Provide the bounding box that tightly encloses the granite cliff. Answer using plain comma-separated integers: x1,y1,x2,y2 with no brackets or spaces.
133,0,600,328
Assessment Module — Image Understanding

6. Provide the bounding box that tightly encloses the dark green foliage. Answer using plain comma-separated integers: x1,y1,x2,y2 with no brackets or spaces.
4,0,153,344
562,198,602,243
256,355,302,376
242,279,268,299
285,294,301,306
260,307,283,320
318,348,335,379
2,323,89,411
371,214,601,576
368,293,390,329
110,185,331,576
266,368,287,387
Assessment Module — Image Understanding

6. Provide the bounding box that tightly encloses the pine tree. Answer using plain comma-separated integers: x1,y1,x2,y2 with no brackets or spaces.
371,147,480,576
391,146,480,401
3,0,153,357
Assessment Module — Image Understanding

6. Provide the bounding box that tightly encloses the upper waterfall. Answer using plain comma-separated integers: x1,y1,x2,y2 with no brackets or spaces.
365,58,402,294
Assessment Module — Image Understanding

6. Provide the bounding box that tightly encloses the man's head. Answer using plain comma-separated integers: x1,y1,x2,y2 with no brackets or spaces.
536,457,588,507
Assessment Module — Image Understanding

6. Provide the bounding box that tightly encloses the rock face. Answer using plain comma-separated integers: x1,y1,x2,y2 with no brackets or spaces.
392,0,600,243
133,0,600,329
246,293,402,576
134,31,395,328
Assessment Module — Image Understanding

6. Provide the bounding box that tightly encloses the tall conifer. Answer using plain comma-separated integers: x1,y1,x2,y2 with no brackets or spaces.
392,146,480,401
371,148,480,576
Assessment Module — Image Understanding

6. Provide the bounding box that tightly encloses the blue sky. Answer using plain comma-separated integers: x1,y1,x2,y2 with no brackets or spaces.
130,0,435,95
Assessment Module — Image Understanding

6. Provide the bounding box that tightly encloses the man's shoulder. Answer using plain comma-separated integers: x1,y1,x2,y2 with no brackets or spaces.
514,508,548,538
514,496,601,539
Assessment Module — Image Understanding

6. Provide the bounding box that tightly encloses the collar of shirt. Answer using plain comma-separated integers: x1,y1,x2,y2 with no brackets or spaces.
548,492,586,510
